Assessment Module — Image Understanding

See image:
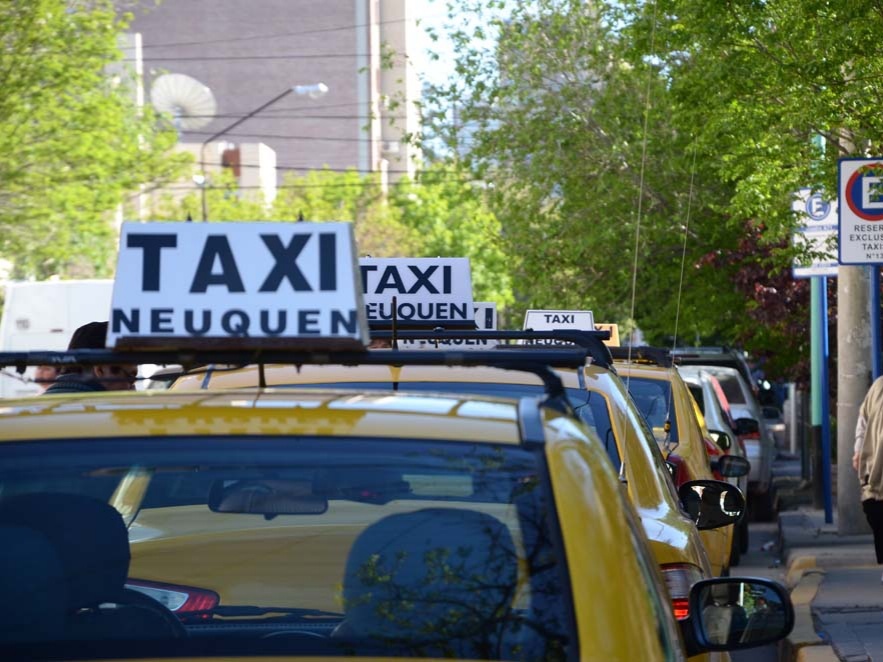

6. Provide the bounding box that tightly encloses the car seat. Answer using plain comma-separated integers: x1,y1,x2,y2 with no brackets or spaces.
0,524,68,644
0,492,185,641
333,507,520,658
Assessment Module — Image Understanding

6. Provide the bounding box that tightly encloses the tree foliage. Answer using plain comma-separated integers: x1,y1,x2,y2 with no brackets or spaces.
420,0,883,378
0,0,187,279
153,165,513,308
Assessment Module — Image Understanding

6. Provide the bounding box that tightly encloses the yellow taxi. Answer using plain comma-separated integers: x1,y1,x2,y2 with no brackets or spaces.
611,351,745,577
0,221,788,660
172,330,744,638
0,353,793,661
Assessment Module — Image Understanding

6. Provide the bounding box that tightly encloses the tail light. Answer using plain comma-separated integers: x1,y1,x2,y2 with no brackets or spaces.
660,563,704,620
126,579,219,616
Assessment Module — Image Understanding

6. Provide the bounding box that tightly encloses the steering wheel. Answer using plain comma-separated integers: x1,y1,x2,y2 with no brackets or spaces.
120,588,188,638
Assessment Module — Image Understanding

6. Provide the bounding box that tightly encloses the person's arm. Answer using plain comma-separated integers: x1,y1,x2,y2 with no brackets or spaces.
855,391,870,472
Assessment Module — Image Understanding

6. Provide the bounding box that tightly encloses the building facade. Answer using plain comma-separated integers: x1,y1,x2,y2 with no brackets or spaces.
126,0,421,194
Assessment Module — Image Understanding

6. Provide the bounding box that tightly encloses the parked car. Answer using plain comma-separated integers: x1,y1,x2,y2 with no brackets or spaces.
687,365,777,521
173,329,744,651
609,349,749,578
0,348,792,661
679,367,751,563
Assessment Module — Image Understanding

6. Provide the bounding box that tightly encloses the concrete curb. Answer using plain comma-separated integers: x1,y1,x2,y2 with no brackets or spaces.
782,555,839,662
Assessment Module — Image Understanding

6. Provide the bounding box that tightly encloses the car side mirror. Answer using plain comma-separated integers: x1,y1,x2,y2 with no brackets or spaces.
734,418,759,437
712,455,750,478
678,480,745,530
681,577,794,655
709,429,731,451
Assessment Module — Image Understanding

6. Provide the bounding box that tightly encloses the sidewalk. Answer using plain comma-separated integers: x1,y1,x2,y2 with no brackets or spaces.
775,463,883,661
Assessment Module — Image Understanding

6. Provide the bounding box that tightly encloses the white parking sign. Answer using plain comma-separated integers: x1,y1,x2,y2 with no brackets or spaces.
838,158,883,264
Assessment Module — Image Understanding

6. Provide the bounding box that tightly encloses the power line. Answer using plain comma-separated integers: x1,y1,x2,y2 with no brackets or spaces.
127,53,401,62
172,114,409,121
138,16,419,50
186,130,419,143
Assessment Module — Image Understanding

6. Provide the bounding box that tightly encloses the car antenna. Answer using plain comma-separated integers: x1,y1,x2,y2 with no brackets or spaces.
391,295,399,350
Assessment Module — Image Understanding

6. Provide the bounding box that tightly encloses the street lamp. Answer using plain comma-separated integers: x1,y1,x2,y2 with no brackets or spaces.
200,82,328,221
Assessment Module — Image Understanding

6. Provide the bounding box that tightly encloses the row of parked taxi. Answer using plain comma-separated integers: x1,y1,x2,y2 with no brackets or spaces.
0,221,792,661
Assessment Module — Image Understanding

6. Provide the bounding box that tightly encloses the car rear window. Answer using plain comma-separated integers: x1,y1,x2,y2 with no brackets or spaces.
0,437,574,660
716,374,747,405
687,384,705,415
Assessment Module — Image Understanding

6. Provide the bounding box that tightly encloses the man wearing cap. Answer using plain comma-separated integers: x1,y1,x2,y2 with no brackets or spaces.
43,322,137,394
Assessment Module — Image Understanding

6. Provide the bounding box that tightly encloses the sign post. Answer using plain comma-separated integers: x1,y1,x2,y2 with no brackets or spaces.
792,189,837,521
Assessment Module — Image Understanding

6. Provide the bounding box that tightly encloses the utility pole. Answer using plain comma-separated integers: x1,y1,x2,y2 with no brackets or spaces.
836,133,874,534
837,265,872,534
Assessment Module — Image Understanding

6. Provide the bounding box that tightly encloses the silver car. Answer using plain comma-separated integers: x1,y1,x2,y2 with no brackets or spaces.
679,366,751,561
681,365,776,521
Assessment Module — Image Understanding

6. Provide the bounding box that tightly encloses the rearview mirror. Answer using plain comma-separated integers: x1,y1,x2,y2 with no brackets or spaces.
682,577,794,654
678,480,745,530
209,479,328,517
713,455,750,478
734,417,759,437
709,430,731,451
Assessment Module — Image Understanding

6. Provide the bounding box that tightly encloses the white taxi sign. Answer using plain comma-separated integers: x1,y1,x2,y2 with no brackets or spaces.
523,309,596,345
359,257,474,326
108,221,368,349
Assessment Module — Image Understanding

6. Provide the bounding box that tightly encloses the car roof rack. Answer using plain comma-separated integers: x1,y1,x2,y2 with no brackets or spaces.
0,347,589,446
608,346,673,368
371,329,614,370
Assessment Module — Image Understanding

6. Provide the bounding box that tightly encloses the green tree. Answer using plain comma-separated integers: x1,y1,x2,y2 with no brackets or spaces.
427,0,747,341
390,163,513,307
155,165,514,309
0,0,187,279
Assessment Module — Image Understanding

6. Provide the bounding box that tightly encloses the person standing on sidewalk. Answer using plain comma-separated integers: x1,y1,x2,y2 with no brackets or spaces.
853,375,883,580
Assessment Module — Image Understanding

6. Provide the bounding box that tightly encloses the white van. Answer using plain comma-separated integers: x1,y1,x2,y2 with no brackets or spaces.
0,280,114,397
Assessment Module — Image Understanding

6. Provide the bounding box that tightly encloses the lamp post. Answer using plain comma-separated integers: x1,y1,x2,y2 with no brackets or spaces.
200,82,328,221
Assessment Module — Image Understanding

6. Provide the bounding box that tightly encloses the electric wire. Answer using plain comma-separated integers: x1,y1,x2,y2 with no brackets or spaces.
138,16,422,50
622,0,661,474
671,146,698,356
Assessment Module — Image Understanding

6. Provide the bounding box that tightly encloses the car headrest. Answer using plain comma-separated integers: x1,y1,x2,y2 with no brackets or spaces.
0,525,68,643
341,507,517,650
0,493,130,610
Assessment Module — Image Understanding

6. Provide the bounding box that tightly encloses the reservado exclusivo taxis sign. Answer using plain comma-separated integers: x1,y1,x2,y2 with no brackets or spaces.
107,222,369,349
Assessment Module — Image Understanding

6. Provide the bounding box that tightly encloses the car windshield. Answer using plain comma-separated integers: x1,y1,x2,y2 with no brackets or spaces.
623,378,679,444
281,380,621,471
0,437,573,660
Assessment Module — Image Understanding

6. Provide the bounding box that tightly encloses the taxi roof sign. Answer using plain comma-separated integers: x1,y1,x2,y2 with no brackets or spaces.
399,302,498,350
109,221,368,350
360,257,474,329
523,309,595,331
594,323,620,347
